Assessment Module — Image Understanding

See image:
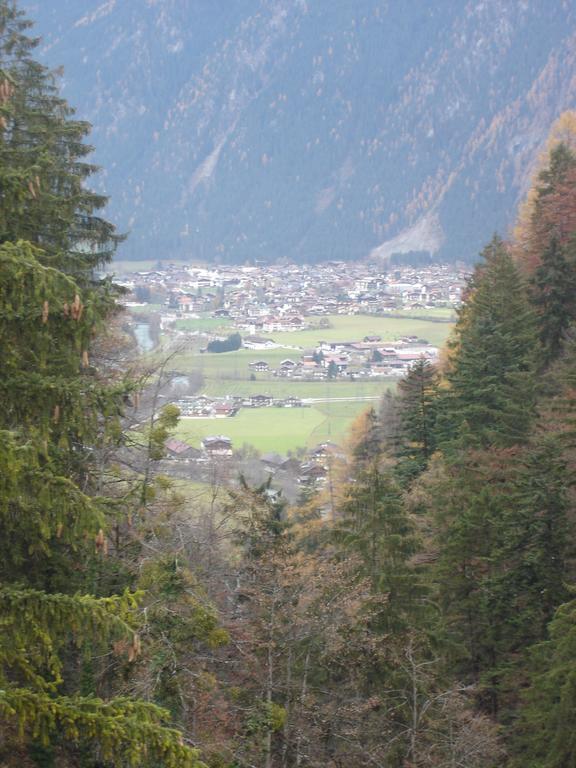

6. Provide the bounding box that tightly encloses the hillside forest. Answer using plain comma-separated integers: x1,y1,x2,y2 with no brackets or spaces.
2,2,576,767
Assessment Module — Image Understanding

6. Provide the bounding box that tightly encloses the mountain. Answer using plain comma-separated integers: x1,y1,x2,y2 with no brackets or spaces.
21,0,576,264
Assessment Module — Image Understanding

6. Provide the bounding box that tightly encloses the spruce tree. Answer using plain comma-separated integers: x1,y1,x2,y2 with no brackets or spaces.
442,236,539,448
512,599,576,768
0,1,122,277
334,467,421,634
530,236,576,364
397,358,440,478
0,243,203,766
0,3,203,763
350,407,382,468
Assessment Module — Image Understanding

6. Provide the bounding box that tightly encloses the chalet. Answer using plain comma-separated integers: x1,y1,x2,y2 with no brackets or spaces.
164,439,201,460
249,394,273,408
277,457,303,474
284,396,303,408
309,442,345,464
243,336,276,350
201,436,233,456
176,295,194,313
299,462,328,484
249,360,270,372
279,359,297,369
214,403,238,418
174,396,214,417
284,315,305,329
261,453,286,473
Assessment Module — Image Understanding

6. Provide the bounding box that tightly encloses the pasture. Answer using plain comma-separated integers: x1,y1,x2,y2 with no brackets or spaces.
152,312,454,453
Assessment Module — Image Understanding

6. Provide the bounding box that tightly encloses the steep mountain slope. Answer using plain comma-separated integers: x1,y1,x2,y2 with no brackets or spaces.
22,0,576,264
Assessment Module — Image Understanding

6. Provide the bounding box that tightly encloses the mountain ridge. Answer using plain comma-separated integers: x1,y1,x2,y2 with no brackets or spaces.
22,0,576,264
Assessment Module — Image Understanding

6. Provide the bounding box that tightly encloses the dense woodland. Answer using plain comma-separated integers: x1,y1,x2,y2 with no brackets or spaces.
2,2,576,766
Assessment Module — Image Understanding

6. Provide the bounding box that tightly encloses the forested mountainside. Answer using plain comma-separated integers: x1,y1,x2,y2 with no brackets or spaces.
22,0,576,264
5,0,576,765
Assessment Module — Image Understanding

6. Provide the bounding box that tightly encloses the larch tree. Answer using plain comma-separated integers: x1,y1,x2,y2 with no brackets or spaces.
513,114,576,274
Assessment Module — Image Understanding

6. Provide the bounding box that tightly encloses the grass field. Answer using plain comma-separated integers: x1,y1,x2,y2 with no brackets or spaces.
175,317,234,333
128,303,165,314
200,378,393,400
176,407,330,454
389,307,456,320
153,312,454,453
271,314,453,347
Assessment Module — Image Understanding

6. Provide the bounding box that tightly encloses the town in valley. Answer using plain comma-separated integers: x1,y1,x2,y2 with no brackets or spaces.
116,259,465,498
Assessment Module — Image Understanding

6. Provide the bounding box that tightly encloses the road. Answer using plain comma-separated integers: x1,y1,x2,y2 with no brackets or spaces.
302,396,381,404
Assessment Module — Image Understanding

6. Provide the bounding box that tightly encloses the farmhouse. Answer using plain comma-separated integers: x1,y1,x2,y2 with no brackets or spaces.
309,442,345,464
249,394,273,408
299,463,328,485
261,453,286,473
164,439,201,460
284,396,303,408
214,403,238,418
201,436,233,456
249,360,270,372
243,336,277,350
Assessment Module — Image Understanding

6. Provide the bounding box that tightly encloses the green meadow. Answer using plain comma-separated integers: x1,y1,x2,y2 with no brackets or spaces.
174,403,370,454
271,314,453,347
175,317,233,333
150,312,454,453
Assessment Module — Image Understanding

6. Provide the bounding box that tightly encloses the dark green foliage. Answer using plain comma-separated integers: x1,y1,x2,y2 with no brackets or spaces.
0,2,202,763
430,436,572,715
352,407,382,468
397,357,440,478
327,359,338,378
536,142,576,199
530,236,576,364
512,599,576,768
0,2,123,275
441,236,539,448
334,467,420,632
206,332,242,353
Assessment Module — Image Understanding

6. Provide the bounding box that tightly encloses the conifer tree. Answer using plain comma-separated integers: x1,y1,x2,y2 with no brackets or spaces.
350,406,382,469
397,357,440,478
530,236,576,364
333,466,422,637
514,138,576,273
0,3,203,763
441,236,539,448
0,1,122,277
512,599,576,768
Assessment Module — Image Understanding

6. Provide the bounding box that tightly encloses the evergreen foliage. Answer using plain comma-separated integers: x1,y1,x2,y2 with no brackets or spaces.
530,235,576,364
441,236,539,448
0,2,202,763
512,599,576,768
206,332,242,353
397,357,440,478
0,1,122,275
